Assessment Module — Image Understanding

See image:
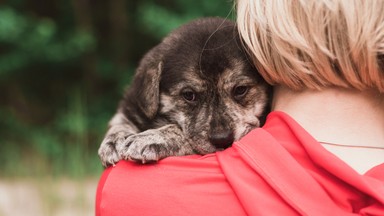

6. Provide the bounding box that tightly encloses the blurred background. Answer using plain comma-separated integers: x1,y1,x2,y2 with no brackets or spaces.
0,0,233,215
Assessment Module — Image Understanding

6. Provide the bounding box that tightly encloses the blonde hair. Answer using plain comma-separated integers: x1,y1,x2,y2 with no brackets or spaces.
236,0,384,92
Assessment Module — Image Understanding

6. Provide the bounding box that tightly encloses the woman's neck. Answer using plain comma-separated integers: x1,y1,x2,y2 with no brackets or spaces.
272,85,384,173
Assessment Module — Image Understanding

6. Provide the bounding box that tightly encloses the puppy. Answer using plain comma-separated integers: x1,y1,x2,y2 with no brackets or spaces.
98,17,270,167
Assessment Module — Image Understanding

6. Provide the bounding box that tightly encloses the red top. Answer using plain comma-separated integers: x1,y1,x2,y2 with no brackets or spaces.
95,112,384,216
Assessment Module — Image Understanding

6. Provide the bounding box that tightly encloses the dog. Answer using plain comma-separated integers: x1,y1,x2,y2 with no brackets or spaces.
98,17,270,167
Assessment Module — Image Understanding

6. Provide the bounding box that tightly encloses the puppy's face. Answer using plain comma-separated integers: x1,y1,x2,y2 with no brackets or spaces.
156,21,270,154
158,63,268,154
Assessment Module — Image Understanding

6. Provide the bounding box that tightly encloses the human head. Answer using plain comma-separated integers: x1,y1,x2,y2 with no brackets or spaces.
236,0,384,92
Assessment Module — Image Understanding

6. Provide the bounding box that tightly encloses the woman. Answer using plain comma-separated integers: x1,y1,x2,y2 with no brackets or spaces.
96,0,384,215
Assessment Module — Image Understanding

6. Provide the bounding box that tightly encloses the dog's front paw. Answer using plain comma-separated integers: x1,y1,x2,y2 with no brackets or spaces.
98,131,132,167
117,129,172,164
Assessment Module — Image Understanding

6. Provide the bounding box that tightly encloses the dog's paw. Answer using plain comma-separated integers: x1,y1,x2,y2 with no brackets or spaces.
117,130,171,164
98,131,131,167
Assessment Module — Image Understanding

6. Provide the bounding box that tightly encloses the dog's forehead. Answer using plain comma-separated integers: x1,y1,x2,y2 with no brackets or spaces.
169,66,206,91
159,62,203,92
217,59,259,87
221,59,255,79
161,58,257,93
160,19,259,91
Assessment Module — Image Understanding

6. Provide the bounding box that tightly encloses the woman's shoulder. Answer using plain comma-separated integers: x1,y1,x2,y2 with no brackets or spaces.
96,156,247,216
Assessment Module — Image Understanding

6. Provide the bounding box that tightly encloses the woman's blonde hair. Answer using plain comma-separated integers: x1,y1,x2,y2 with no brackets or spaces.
237,0,384,92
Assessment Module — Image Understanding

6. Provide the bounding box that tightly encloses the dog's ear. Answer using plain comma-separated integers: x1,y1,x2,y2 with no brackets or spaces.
133,60,163,119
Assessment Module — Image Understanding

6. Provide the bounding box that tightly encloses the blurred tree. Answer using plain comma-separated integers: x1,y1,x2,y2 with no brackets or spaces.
0,0,234,177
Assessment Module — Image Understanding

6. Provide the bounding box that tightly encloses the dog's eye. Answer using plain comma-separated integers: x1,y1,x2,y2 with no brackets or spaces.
233,86,248,98
182,91,197,102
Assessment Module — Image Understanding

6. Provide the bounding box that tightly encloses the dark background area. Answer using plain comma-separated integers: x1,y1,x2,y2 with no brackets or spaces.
0,0,234,178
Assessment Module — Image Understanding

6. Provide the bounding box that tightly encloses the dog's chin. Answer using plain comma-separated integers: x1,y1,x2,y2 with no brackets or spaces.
235,122,259,140
191,141,232,154
190,141,217,155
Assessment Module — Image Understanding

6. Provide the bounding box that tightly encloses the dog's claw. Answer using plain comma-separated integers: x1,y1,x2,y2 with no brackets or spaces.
116,129,170,164
125,150,160,164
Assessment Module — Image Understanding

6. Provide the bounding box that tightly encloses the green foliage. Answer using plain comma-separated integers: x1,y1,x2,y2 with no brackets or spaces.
138,1,235,39
0,7,95,75
0,0,233,178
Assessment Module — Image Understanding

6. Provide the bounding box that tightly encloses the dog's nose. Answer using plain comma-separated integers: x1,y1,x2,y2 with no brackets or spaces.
209,131,234,149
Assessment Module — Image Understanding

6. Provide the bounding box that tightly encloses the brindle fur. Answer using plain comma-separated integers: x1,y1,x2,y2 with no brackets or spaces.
98,17,270,167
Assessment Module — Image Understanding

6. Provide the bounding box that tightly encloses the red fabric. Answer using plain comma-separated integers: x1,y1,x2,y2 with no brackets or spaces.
96,164,112,215
95,112,384,216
